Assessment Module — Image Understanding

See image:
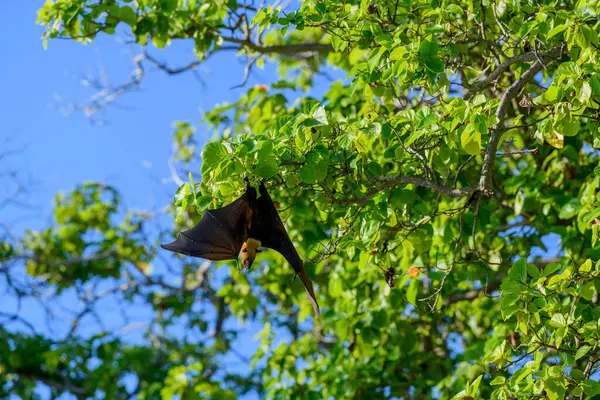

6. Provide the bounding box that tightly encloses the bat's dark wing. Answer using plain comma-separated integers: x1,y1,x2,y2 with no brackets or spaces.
255,183,321,318
161,191,252,261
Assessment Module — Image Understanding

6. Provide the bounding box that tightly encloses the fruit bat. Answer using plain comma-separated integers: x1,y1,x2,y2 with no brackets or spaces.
161,179,320,318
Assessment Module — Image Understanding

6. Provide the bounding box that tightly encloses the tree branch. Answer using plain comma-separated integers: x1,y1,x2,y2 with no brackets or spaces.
478,46,563,191
328,176,477,205
25,251,117,267
221,37,333,55
143,51,200,75
14,366,92,399
446,277,502,305
465,46,562,98
372,176,477,197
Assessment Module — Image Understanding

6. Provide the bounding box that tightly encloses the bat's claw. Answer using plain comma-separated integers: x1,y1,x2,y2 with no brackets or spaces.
289,273,298,284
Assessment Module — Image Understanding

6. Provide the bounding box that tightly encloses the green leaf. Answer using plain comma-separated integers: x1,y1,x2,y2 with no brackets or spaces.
419,39,439,59
542,263,562,277
349,47,366,64
575,345,591,360
473,113,487,134
390,188,413,206
371,310,388,328
444,4,463,14
312,106,328,125
108,5,122,18
195,195,212,211
299,164,317,184
580,259,592,272
512,367,533,385
549,313,567,328
218,183,236,197
119,6,137,26
575,25,596,49
557,62,580,77
472,94,486,106
404,130,424,147
367,162,382,176
368,47,385,73
374,34,393,49
424,57,445,74
579,82,592,103
152,36,168,49
559,200,579,219
253,157,278,179
188,172,196,197
544,85,564,102
358,251,370,269
418,113,437,130
302,118,326,128
547,24,565,39
571,369,585,380
490,376,506,385
215,159,244,182
545,378,565,400
406,280,419,305
468,375,483,395
315,162,328,181
461,128,481,156
202,143,229,170
389,46,406,61
508,259,527,283
328,276,343,297
514,191,525,215
160,0,179,13
582,281,595,300
527,264,540,278
582,380,600,397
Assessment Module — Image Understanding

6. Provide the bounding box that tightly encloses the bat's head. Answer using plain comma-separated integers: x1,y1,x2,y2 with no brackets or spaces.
240,238,262,270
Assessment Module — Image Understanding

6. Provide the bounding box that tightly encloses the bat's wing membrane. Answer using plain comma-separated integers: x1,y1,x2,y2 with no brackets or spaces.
161,195,250,260
256,187,321,318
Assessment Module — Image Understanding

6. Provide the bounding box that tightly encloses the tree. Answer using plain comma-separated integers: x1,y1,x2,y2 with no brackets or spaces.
3,0,599,398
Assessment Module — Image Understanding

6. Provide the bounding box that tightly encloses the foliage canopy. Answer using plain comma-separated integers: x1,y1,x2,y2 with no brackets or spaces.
2,0,600,398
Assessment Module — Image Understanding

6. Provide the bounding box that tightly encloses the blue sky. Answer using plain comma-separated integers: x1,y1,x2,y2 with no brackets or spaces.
1,3,260,219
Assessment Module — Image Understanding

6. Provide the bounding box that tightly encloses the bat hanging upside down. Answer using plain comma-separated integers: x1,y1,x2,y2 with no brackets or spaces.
161,179,320,318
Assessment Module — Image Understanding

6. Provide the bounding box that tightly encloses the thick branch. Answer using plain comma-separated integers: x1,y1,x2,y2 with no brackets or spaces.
330,176,477,205
465,46,561,98
478,46,563,191
371,176,476,197
531,256,562,268
221,37,333,55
